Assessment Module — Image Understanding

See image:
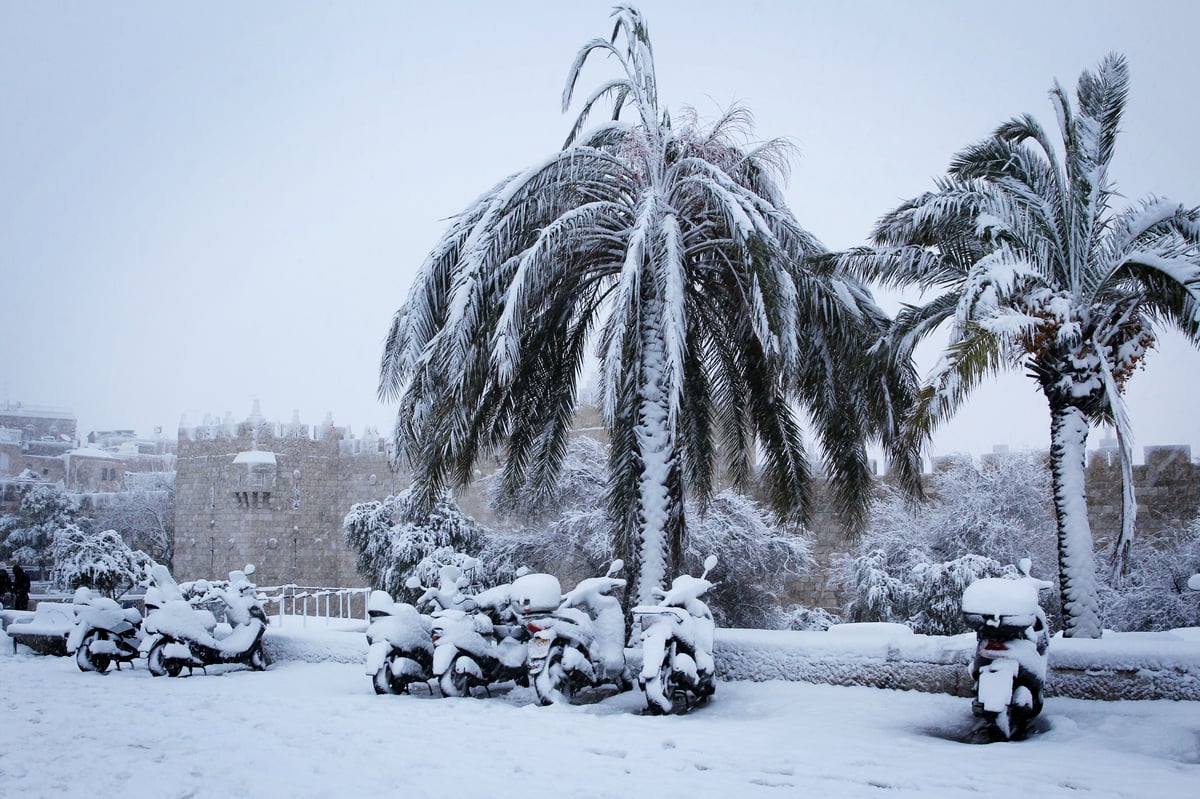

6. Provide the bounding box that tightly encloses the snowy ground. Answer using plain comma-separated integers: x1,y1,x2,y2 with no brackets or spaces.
1,631,1197,798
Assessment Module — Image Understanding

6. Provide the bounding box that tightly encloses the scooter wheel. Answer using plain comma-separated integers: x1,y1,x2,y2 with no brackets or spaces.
147,640,183,678
439,667,471,698
76,631,112,674
533,647,575,706
374,665,397,695
643,652,676,715
982,707,1015,742
249,645,270,672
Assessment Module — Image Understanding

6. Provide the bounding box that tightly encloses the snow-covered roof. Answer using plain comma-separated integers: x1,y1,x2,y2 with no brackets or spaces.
0,404,75,420
233,450,277,466
66,447,120,461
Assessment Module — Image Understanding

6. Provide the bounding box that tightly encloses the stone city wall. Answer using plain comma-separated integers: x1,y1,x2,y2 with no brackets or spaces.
173,416,405,593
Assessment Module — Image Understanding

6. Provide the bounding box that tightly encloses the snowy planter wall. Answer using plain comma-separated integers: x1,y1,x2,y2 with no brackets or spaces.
255,622,1200,701
715,626,1200,701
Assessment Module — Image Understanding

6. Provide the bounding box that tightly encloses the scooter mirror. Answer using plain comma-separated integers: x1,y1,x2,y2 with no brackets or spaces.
1188,574,1200,591
607,559,624,576
1017,558,1032,578
404,576,422,590
703,554,718,572
515,566,531,577
244,564,256,576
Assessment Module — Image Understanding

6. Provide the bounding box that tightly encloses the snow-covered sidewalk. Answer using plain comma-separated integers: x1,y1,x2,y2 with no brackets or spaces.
1,636,1196,798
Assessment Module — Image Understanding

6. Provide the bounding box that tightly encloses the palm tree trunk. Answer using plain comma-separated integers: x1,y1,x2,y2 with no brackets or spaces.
632,306,685,606
1048,401,1103,638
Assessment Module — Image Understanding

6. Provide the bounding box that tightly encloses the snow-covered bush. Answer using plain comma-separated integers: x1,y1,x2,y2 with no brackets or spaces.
51,524,153,597
777,604,840,631
0,484,84,567
343,489,488,599
482,437,816,628
1099,519,1200,631
837,453,1059,634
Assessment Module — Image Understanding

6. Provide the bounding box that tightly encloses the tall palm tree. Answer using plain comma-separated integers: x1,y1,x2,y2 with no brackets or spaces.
838,54,1200,637
381,6,919,604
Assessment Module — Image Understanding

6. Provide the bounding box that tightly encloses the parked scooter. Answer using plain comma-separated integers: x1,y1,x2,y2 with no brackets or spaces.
513,560,630,705
412,564,528,697
142,565,270,677
632,555,719,714
68,587,143,674
961,558,1052,741
365,589,434,695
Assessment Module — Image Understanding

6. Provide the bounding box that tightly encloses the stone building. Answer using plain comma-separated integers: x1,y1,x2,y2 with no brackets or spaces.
172,403,405,589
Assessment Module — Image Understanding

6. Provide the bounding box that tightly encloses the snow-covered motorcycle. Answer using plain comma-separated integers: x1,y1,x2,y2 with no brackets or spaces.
632,555,718,714
142,565,270,677
68,587,143,673
365,589,434,695
513,560,630,705
413,564,528,697
961,558,1052,741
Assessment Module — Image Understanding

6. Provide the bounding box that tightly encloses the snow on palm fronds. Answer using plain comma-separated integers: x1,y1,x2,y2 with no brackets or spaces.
839,53,1200,637
381,7,918,605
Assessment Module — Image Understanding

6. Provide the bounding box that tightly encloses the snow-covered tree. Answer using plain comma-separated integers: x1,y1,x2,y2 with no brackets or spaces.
482,436,817,628
837,453,1059,634
342,489,487,599
380,6,920,605
836,54,1200,637
51,524,153,597
0,484,84,568
89,471,175,568
1098,516,1200,631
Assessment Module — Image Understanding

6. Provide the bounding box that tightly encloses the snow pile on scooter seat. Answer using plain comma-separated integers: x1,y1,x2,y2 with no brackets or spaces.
510,573,562,614
374,604,433,652
962,578,1040,617
144,600,219,644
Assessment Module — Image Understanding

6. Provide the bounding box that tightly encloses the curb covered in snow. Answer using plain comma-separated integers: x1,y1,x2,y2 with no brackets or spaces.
715,626,1200,701
259,622,1200,701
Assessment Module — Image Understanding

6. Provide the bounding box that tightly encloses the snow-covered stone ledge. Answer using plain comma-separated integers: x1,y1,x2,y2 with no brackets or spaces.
715,625,1200,701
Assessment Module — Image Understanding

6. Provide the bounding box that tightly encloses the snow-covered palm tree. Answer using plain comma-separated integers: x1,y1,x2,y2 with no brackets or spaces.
381,6,918,604
838,54,1200,637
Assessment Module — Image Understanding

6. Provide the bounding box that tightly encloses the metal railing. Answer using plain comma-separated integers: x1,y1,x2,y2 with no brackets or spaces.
257,584,372,627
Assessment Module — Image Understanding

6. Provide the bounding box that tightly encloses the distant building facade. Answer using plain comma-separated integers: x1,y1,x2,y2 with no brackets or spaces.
172,403,406,589
0,401,176,514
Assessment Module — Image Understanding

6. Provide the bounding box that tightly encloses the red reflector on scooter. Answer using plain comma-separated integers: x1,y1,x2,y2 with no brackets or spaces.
526,622,542,633
983,640,1008,652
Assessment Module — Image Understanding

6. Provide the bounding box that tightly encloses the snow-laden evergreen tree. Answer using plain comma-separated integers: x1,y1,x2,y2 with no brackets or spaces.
51,525,152,598
342,489,487,599
836,54,1200,637
481,436,817,628
0,484,84,568
837,453,1059,634
380,6,920,605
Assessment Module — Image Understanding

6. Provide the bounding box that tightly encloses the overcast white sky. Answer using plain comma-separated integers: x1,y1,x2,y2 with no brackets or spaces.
1,1,1197,464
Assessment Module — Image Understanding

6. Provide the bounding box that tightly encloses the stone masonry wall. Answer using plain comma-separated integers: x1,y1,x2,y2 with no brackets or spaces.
174,416,405,591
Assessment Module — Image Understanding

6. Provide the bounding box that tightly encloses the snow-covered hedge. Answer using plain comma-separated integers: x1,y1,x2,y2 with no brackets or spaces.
715,626,1200,701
